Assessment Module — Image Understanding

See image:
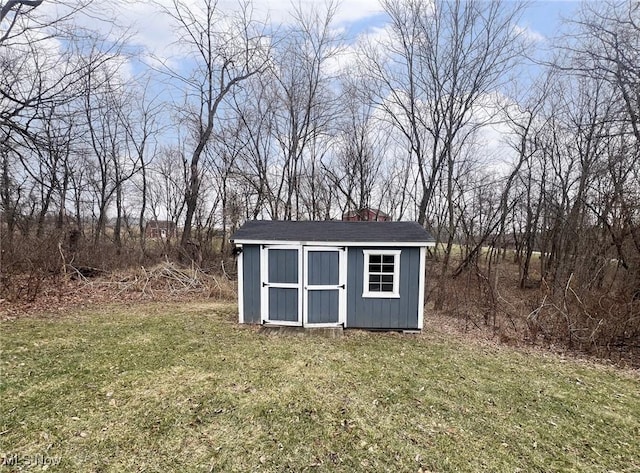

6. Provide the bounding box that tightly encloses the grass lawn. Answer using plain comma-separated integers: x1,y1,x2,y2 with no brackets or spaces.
1,302,638,472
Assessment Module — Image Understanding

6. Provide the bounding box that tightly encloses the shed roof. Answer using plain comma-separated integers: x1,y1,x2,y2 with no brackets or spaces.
231,220,434,244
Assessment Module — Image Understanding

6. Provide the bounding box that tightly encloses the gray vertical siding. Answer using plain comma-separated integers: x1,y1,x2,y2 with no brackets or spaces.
307,289,339,324
241,243,422,328
268,248,298,284
268,287,298,322
346,246,420,329
307,251,339,285
242,244,261,323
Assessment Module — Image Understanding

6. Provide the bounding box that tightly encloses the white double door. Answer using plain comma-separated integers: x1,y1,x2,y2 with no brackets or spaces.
260,245,346,327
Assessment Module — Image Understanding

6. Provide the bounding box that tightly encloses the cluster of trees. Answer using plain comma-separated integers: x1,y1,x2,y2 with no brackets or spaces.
1,0,639,350
496,1,640,351
0,0,526,245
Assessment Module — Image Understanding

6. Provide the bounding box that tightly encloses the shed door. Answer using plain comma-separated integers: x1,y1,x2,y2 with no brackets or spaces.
262,246,302,326
303,247,346,327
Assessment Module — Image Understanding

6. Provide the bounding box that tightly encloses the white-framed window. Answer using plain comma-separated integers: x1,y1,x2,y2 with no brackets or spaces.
362,249,401,298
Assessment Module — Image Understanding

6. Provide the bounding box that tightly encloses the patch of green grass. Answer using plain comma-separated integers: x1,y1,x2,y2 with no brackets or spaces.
1,302,638,472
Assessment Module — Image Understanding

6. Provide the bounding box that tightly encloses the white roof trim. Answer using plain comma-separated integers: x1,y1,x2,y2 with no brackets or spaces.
232,239,435,247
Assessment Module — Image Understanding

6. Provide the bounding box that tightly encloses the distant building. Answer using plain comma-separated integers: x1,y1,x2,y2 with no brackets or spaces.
342,208,391,222
145,220,178,240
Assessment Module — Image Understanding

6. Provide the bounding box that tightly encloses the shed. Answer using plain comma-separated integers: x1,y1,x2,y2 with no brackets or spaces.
230,220,435,330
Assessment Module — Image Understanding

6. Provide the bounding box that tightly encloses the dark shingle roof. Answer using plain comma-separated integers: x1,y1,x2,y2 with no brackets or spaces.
231,220,434,243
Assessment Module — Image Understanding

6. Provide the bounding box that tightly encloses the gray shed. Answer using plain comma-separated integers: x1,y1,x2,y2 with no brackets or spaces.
230,220,435,330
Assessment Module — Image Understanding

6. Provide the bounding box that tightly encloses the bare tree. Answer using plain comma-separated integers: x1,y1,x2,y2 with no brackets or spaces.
17,103,75,237
0,0,111,143
567,1,640,143
268,0,342,220
118,82,163,255
80,53,142,246
0,136,26,241
147,145,188,241
155,0,270,252
361,0,526,228
357,0,526,309
228,74,278,219
323,76,387,217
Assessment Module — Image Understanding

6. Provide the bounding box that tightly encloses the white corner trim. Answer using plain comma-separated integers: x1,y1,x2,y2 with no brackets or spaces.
339,248,347,327
297,245,303,325
417,246,426,330
259,245,268,324
237,245,244,323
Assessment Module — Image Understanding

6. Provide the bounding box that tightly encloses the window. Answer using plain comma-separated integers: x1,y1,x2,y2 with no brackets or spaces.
362,250,400,298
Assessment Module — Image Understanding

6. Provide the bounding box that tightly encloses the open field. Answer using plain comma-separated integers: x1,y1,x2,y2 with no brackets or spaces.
1,302,639,472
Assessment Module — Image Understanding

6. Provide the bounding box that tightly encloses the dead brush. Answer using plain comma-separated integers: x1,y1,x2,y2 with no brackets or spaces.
69,261,236,302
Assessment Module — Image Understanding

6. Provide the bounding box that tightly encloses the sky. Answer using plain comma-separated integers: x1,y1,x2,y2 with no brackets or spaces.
23,0,586,76
103,0,582,169
521,0,581,39
333,0,582,42
61,0,582,66
13,0,583,91
2,0,588,220
27,0,585,169
91,0,584,99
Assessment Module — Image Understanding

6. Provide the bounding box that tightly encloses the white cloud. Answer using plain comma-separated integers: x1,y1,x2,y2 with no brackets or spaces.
514,24,546,44
94,0,386,61
331,0,385,24
13,1,388,75
321,22,392,76
253,0,384,25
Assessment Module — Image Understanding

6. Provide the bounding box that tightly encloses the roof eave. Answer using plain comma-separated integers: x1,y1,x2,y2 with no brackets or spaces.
231,238,436,247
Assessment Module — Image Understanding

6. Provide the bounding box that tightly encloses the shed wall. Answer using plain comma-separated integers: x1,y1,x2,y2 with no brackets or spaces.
240,243,423,328
242,244,261,323
346,246,420,329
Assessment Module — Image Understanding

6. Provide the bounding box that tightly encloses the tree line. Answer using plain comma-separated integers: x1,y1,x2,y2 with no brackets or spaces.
1,0,639,352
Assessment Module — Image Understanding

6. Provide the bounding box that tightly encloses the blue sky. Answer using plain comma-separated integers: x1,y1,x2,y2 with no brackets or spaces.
521,0,581,38
111,0,582,135
90,0,586,62
339,0,583,42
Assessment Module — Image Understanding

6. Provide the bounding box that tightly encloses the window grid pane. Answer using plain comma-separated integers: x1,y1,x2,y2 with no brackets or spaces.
367,253,396,293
